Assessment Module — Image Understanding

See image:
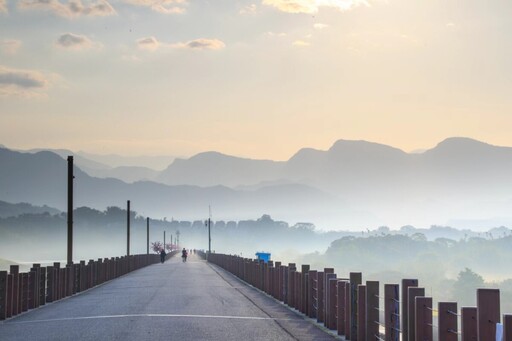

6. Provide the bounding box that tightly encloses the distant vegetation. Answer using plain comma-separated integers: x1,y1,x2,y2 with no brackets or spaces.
294,232,512,313
2,202,512,312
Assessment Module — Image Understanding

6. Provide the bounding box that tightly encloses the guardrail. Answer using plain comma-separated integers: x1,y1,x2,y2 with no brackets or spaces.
208,253,512,341
0,252,178,320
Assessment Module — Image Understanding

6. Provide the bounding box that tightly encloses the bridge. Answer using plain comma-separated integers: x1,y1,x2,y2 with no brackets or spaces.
2,252,512,340
0,252,335,341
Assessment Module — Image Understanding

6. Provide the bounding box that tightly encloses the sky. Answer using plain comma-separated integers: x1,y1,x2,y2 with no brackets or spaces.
1,0,511,160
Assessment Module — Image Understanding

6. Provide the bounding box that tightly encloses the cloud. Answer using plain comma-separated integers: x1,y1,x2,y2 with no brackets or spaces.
181,39,226,50
0,0,7,13
1,40,22,55
137,37,226,51
262,0,370,14
137,36,161,51
0,65,50,97
124,0,187,14
313,23,328,30
18,0,116,18
56,33,99,50
240,4,257,15
293,40,310,47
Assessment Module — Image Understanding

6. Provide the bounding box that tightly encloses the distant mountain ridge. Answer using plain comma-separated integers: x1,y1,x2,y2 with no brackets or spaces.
2,137,512,229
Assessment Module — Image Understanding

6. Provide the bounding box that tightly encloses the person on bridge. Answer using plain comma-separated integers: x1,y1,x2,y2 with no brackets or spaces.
160,249,166,263
182,248,188,262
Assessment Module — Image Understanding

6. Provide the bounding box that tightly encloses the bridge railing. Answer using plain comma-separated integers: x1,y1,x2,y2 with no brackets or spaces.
0,253,166,320
208,253,512,341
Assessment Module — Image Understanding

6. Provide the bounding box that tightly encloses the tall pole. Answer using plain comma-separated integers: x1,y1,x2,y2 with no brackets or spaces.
127,200,130,256
164,231,166,250
67,156,74,265
146,217,149,255
208,205,212,254
171,235,173,251
208,217,211,253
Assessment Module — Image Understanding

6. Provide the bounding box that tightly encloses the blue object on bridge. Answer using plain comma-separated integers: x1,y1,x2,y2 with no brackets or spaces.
255,252,271,263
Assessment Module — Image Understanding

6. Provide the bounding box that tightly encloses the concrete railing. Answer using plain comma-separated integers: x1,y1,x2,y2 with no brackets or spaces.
0,253,172,320
208,253,512,341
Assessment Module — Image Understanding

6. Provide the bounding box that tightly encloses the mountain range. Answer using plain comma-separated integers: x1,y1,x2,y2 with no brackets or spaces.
2,137,512,229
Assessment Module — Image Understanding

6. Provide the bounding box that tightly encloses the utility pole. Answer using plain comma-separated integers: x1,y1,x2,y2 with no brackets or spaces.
67,156,74,265
146,217,149,255
127,200,130,256
208,205,212,254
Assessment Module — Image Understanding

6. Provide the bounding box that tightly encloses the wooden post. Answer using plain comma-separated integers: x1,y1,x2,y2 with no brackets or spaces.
476,289,500,341
327,276,338,329
325,273,336,328
385,284,400,341
503,314,512,341
408,287,425,341
366,281,380,341
350,272,363,340
337,280,347,336
21,273,28,311
308,270,317,318
438,302,457,341
9,266,19,315
357,284,367,341
461,307,477,341
345,280,351,339
0,271,7,320
402,279,419,341
6,274,12,318
415,297,433,341
301,264,310,313
317,271,325,323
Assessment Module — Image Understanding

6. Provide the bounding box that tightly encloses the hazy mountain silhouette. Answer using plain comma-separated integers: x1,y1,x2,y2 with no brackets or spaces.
156,151,283,187
2,137,512,229
0,148,352,227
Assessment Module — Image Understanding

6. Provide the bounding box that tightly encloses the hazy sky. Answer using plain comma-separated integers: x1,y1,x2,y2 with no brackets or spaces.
1,0,511,160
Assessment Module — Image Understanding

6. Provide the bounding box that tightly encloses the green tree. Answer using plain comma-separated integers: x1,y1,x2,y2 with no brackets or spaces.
452,268,485,306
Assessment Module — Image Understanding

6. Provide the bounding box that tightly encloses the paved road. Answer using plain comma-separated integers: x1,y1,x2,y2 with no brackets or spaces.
0,254,337,341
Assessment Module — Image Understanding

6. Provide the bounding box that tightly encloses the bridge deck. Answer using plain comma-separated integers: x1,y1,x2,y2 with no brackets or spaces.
0,254,336,340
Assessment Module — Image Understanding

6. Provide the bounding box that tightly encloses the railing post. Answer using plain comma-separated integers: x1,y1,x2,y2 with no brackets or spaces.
28,270,36,309
408,287,425,341
402,279,418,341
328,277,338,330
367,280,379,340
0,271,7,320
357,284,366,340
6,273,13,318
46,266,54,302
349,272,362,340
21,273,28,311
325,273,337,329
308,270,317,318
39,267,46,305
503,314,512,341
317,271,325,323
461,307,477,341
9,266,19,315
301,264,310,313
438,302,457,341
476,288,500,341
337,280,347,336
345,279,351,339
415,296,433,341
385,284,400,341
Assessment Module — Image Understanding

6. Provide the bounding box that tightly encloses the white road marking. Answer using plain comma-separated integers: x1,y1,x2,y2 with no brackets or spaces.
5,313,297,325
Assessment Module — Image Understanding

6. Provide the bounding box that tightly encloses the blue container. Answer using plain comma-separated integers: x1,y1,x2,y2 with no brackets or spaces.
255,252,271,263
